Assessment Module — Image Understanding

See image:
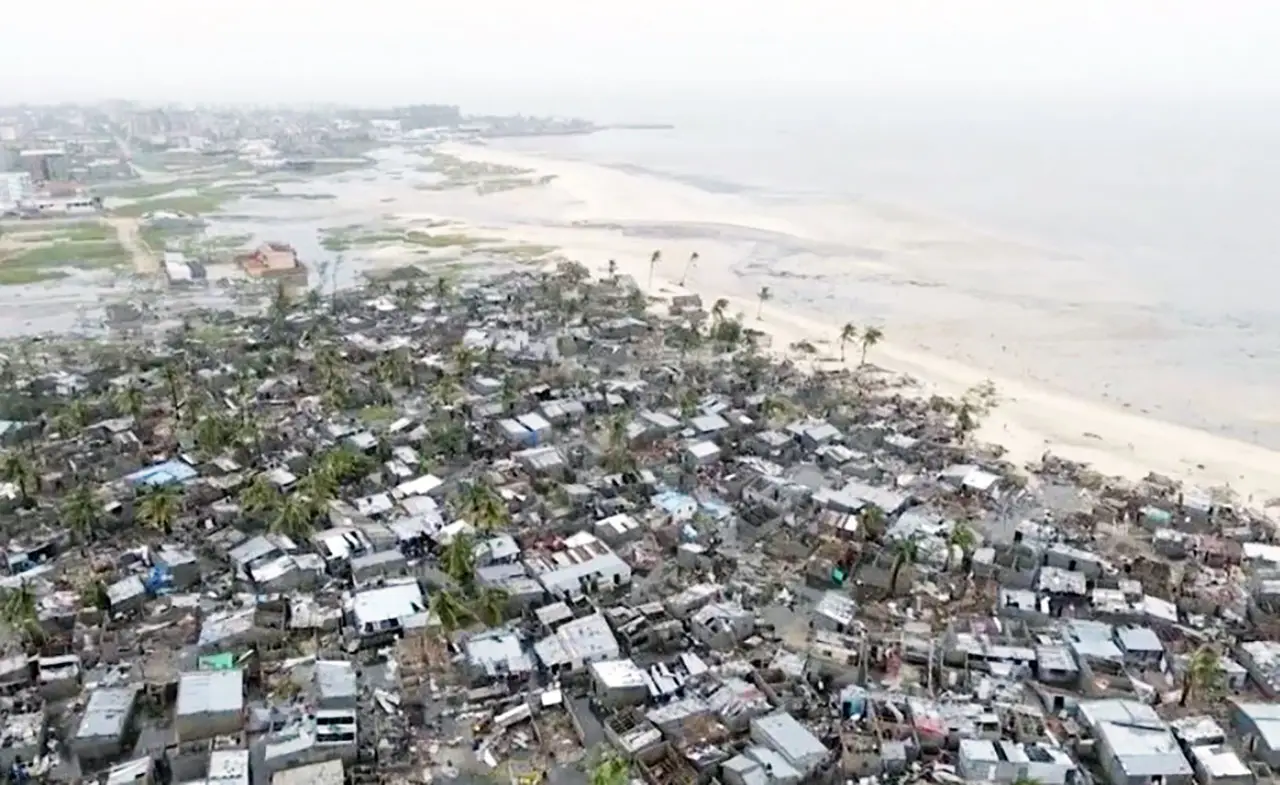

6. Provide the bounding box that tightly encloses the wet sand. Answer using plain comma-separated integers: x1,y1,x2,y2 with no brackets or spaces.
398,142,1280,509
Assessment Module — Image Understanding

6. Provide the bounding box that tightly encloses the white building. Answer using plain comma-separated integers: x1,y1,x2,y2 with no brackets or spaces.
534,612,620,673
525,532,631,599
0,172,31,209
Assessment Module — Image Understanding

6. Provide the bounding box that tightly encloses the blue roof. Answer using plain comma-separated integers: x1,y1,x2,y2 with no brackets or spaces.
125,459,198,488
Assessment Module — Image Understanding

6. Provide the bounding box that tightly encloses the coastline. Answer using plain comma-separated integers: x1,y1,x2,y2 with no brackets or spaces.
390,141,1280,510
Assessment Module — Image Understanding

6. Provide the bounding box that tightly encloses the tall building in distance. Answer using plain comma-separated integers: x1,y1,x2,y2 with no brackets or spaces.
0,172,33,211
18,148,70,182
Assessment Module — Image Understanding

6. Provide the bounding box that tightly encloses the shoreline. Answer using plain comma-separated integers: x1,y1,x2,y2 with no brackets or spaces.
411,141,1280,511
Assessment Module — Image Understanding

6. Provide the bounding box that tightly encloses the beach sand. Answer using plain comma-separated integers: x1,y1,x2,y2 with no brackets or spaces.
376,142,1280,510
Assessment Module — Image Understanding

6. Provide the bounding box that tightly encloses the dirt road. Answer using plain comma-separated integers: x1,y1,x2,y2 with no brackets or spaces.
107,217,158,275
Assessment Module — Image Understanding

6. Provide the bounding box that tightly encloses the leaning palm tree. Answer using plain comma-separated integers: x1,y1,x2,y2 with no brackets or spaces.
442,532,478,588
648,249,661,291
0,451,39,506
756,286,772,320
1181,645,1223,706
62,485,102,543
839,323,858,363
888,537,919,595
859,506,887,542
0,584,43,649
947,522,978,571
429,589,473,636
239,474,282,519
137,485,181,534
859,325,884,365
271,493,315,540
680,251,699,286
113,382,146,420
710,298,729,324
472,586,510,627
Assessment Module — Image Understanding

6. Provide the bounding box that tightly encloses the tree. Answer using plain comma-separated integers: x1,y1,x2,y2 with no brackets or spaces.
710,298,729,324
1011,777,1042,785
955,380,999,443
839,323,858,363
889,537,919,595
160,360,185,422
0,451,39,506
0,584,43,648
114,382,146,420
269,280,292,327
587,748,631,785
947,522,977,570
859,325,883,366
648,249,661,291
62,485,101,543
271,493,315,540
433,274,453,303
430,589,473,636
680,251,699,286
756,286,772,320
1181,645,1223,706
472,586,509,627
458,480,508,533
859,506,887,542
138,484,181,534
602,414,634,473
442,533,478,588
239,474,282,518
606,259,617,279
56,400,93,435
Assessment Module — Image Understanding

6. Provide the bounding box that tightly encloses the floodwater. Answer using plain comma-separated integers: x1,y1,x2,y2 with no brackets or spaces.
0,149,446,340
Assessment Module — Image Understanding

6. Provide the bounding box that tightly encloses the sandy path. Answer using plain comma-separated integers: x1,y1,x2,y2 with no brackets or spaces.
383,143,1280,510
107,216,158,275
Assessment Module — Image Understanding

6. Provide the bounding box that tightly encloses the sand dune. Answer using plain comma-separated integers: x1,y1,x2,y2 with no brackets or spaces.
402,142,1280,510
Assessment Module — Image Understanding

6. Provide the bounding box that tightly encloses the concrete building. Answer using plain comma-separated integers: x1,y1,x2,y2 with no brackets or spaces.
1077,699,1192,785
176,669,245,741
957,740,1075,785
314,661,358,710
73,685,139,763
18,148,69,181
525,532,631,600
589,658,649,708
271,760,345,785
749,712,829,775
239,242,301,278
0,172,32,210
534,612,620,673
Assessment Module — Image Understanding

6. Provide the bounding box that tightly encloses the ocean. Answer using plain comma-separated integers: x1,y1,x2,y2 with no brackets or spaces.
485,94,1280,448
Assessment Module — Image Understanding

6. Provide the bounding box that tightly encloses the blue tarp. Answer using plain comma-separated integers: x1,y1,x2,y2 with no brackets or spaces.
125,459,198,488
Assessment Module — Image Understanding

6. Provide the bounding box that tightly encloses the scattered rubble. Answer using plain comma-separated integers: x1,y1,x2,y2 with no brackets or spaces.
0,261,1276,785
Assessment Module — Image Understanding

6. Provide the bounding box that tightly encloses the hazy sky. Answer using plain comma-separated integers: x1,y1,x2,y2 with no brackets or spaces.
4,0,1276,110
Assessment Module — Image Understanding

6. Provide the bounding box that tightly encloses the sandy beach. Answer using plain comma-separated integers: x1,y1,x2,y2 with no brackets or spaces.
375,142,1280,509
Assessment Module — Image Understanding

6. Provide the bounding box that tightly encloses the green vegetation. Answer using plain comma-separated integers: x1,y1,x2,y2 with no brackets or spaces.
99,179,208,199
358,405,398,425
413,150,556,195
488,244,559,260
111,192,233,218
0,238,128,285
321,225,494,253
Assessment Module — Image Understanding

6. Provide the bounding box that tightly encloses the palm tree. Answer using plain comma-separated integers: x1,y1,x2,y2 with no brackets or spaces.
756,286,771,320
710,298,729,324
839,323,858,363
57,400,93,435
859,325,884,366
0,584,43,648
601,414,634,473
442,533,478,588
138,485,181,534
160,360,185,422
433,274,453,303
680,251,699,286
459,480,508,533
888,537,919,595
1181,645,1223,706
0,451,39,506
452,345,478,378
606,259,617,279
588,748,631,785
62,485,101,543
271,493,315,540
429,589,473,636
648,250,661,291
472,586,509,627
432,374,463,408
114,382,146,420
947,522,977,570
859,506,887,542
239,474,282,518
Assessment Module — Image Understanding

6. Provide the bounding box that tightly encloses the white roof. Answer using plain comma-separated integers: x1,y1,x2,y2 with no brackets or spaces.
590,658,647,689
351,581,425,629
